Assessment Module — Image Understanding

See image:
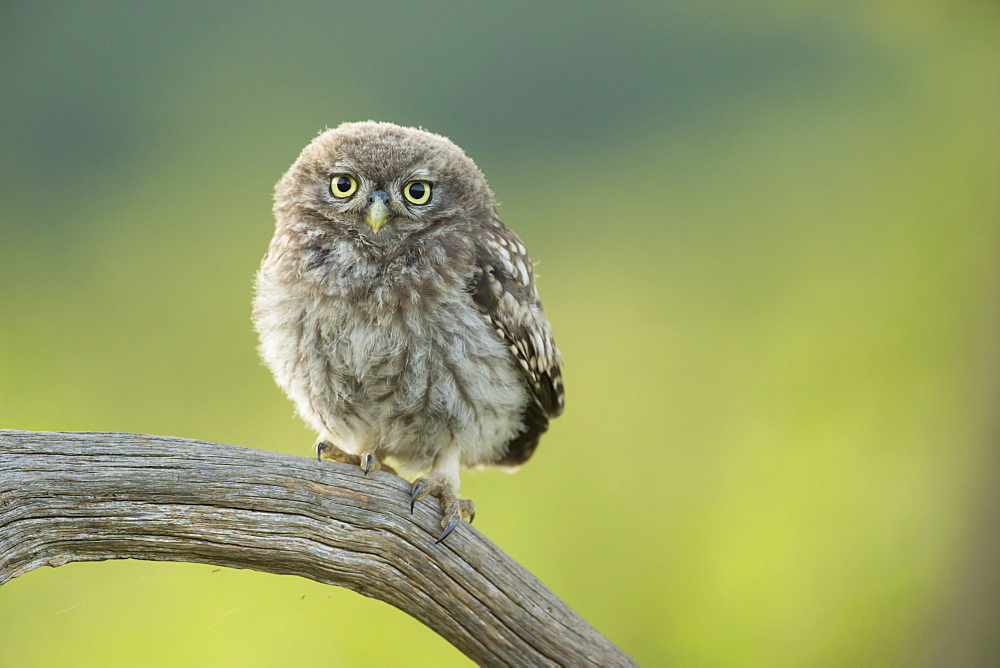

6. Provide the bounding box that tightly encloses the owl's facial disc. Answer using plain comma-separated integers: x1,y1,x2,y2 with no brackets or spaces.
365,190,391,233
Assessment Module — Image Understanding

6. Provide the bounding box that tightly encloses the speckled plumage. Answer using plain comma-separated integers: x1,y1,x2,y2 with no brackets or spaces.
252,121,563,537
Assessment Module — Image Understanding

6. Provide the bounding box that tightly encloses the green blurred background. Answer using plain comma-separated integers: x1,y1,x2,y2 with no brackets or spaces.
1,2,997,665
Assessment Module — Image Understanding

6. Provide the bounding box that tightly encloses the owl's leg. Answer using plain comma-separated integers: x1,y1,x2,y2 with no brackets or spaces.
410,449,475,542
316,441,396,475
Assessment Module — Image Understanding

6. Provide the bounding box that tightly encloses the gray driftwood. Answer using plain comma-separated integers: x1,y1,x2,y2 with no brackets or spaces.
0,430,633,666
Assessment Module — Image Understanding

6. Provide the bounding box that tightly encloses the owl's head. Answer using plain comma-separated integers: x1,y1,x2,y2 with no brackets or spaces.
274,121,496,244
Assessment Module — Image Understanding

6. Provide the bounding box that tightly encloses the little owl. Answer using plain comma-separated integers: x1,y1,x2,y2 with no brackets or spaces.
253,121,564,541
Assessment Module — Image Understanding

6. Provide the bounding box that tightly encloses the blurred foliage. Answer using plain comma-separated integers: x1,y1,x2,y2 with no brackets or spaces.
1,1,998,666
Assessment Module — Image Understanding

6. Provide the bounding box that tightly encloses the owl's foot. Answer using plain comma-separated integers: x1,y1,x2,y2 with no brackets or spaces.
410,476,476,543
316,441,395,476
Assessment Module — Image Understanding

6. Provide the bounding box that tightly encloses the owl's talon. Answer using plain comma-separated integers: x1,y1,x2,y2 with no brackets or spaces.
410,478,427,513
461,499,476,524
436,515,460,543
316,441,360,466
361,452,374,475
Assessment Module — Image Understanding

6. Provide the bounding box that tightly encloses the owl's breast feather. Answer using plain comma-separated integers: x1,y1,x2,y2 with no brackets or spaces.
254,252,529,468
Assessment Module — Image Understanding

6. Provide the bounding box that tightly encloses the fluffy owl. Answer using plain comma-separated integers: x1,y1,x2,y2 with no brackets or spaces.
253,121,564,541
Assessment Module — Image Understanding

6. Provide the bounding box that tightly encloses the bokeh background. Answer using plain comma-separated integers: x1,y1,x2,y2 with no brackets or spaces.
2,2,997,665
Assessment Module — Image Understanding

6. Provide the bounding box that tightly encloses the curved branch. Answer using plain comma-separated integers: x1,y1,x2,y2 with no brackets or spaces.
0,430,633,666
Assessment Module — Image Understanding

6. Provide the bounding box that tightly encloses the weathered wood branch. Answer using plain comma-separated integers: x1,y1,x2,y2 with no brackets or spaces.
0,430,633,666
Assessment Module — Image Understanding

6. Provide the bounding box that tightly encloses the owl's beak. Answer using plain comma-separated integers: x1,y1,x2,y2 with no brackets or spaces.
366,191,391,233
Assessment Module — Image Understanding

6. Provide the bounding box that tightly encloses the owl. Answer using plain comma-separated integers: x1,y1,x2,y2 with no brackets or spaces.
252,121,564,541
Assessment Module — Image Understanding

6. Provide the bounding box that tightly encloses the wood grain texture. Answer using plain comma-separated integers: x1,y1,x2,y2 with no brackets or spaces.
0,430,634,666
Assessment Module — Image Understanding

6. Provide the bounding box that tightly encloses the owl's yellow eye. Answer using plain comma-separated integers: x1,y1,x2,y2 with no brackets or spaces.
330,174,358,198
403,180,432,205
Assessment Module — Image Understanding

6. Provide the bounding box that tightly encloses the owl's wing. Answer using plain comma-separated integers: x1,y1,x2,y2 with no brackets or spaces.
468,220,564,466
